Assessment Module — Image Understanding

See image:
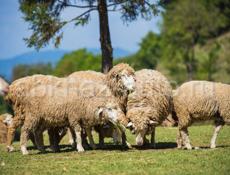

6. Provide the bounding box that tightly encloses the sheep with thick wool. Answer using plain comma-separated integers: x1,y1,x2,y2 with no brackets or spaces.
68,63,135,146
0,75,80,152
173,81,230,149
126,69,173,146
0,63,135,152
0,75,124,154
8,78,126,155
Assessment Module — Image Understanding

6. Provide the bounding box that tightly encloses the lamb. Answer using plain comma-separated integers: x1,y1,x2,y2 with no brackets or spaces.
0,113,13,143
125,69,173,146
68,63,135,146
0,113,36,146
173,81,230,149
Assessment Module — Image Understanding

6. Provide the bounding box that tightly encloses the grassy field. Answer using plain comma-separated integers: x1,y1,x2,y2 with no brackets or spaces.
0,125,230,175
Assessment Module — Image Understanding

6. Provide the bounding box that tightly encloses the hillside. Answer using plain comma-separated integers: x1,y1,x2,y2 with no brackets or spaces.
0,48,131,81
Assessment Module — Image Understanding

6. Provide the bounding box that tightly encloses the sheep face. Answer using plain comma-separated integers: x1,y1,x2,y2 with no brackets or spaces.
120,70,136,93
95,105,122,124
127,108,159,146
3,114,13,126
0,77,9,96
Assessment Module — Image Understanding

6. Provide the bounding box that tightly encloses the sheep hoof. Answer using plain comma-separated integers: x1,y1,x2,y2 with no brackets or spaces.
194,147,200,150
186,146,192,150
21,146,29,155
210,145,216,149
6,146,14,152
77,146,85,152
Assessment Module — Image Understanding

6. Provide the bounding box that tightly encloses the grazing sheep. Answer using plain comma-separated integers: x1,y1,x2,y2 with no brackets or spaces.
126,69,173,146
173,81,230,149
68,63,135,146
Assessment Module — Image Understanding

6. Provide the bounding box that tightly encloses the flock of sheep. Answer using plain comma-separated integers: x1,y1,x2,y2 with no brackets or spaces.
0,63,229,155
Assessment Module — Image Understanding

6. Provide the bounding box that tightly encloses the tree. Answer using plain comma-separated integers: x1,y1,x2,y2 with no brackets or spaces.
20,0,160,73
53,49,101,76
161,0,228,80
115,32,161,70
12,63,53,81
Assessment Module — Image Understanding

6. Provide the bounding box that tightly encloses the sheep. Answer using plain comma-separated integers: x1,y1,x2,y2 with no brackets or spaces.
68,63,135,146
125,69,173,147
0,113,12,143
0,113,36,147
0,75,78,152
173,81,230,149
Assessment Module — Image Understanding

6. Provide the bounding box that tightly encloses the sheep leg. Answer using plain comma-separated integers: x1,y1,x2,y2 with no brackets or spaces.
113,128,120,145
6,115,22,152
34,130,45,152
20,125,30,155
180,128,192,150
68,128,76,149
74,125,84,152
176,129,183,149
150,127,156,148
210,124,223,149
98,128,105,148
86,127,97,150
48,128,60,152
121,132,132,149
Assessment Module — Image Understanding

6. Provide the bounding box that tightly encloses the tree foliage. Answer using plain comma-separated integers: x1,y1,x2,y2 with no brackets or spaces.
53,49,101,76
12,63,53,81
19,0,161,72
161,0,229,80
116,32,161,70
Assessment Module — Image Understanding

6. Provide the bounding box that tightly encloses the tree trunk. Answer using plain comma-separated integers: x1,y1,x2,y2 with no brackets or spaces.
186,63,194,81
98,0,113,73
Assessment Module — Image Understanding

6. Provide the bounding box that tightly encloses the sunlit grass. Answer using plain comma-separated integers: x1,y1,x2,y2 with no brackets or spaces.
0,125,230,175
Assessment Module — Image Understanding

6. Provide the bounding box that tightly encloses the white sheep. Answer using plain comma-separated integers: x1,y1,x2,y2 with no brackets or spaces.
173,81,230,149
125,69,173,146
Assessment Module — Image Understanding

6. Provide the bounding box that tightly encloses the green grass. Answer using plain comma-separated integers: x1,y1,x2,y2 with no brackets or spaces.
0,125,230,175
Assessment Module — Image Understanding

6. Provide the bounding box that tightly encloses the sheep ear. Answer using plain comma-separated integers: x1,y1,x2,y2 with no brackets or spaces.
149,120,158,126
126,122,133,128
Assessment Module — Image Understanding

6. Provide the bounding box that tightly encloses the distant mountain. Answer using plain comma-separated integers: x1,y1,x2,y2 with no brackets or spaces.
87,48,131,58
0,48,131,81
0,50,69,81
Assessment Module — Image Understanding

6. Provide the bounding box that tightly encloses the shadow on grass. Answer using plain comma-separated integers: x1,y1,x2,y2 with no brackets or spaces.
27,143,230,155
132,142,177,150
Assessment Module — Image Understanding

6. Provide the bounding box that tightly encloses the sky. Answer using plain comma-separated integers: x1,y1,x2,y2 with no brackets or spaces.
0,0,161,60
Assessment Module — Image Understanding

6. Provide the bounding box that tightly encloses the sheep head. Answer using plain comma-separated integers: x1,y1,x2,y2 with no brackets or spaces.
2,114,13,126
126,107,159,146
0,77,9,96
95,104,127,130
106,63,136,96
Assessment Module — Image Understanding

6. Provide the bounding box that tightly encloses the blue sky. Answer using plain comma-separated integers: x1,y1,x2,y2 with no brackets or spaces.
0,0,161,60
